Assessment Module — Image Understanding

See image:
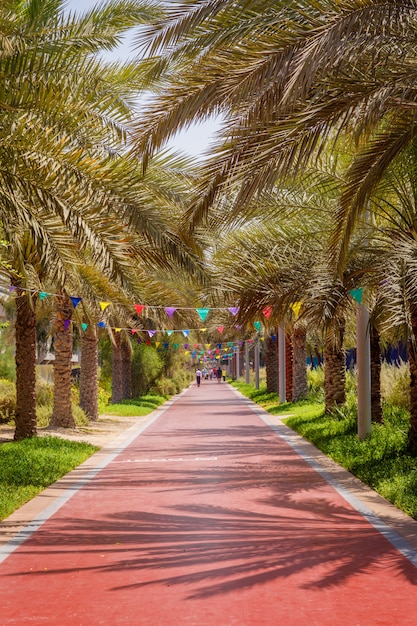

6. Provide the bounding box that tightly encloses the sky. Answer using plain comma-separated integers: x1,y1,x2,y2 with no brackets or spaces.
65,0,221,159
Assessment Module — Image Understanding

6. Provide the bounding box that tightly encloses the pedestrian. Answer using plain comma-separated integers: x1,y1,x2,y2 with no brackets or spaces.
222,367,226,381
216,365,222,382
195,368,202,387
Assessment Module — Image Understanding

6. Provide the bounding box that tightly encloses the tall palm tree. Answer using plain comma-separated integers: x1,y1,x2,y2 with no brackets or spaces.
134,0,417,235
0,0,207,438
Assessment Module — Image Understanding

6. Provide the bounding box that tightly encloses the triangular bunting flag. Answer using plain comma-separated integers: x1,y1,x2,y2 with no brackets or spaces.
165,307,177,318
200,328,207,332
131,329,137,335
205,344,211,349
182,330,190,337
63,319,71,330
262,306,272,319
290,301,302,317
155,341,160,348
148,330,156,337
39,292,49,301
184,343,189,349
81,323,88,331
115,327,122,332
217,326,224,334
228,307,239,316
98,321,106,328
70,297,82,309
196,308,210,322
134,304,145,315
99,302,111,312
254,321,261,332
350,288,363,304
173,343,179,349
166,330,174,336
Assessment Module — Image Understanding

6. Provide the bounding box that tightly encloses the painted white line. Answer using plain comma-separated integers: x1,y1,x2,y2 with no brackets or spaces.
117,456,218,463
229,386,417,569
0,391,186,564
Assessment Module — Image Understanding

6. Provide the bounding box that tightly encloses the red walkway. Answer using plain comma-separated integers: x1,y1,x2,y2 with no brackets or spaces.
1,382,417,625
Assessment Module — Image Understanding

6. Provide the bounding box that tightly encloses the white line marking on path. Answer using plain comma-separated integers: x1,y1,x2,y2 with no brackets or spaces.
0,389,189,564
118,456,218,463
228,385,417,569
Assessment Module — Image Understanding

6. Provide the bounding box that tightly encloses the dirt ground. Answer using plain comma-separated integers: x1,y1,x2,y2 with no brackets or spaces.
0,413,152,448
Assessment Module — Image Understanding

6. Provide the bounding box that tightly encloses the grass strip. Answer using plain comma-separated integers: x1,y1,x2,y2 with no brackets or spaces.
0,436,99,521
231,380,417,520
104,394,167,417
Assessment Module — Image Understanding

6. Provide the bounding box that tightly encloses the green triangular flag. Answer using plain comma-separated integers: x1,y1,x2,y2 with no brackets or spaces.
196,308,210,322
254,321,261,332
39,291,48,301
81,323,88,331
349,288,363,304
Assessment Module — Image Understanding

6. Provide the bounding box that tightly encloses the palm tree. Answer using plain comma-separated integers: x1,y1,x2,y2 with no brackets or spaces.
0,1,207,438
134,0,417,235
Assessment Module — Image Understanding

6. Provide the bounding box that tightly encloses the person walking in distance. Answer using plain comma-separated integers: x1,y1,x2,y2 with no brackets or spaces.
195,368,202,387
222,367,226,382
216,365,222,382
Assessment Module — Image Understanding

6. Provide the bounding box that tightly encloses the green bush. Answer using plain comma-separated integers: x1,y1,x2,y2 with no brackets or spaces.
151,376,178,396
0,344,15,381
131,344,163,396
307,365,324,396
36,380,54,406
0,379,16,423
380,361,410,410
97,384,111,413
36,402,89,428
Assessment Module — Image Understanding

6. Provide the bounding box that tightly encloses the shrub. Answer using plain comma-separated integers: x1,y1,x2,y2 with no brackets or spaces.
36,402,89,428
97,385,111,414
0,379,16,423
131,344,163,396
151,376,177,396
307,365,324,396
36,380,54,407
380,361,410,410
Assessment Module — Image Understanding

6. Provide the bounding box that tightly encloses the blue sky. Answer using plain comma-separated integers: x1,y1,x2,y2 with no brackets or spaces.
66,0,221,159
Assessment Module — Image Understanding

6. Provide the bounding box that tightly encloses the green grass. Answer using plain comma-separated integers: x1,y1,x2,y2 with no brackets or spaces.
0,436,99,520
231,380,417,520
103,394,167,417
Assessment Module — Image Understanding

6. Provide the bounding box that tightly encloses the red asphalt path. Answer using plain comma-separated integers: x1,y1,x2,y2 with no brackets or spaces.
1,382,417,625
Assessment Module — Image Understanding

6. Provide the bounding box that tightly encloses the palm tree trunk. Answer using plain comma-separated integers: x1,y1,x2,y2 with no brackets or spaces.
121,337,132,400
285,332,293,401
408,300,417,454
292,326,308,401
79,325,98,420
370,325,383,424
324,325,346,413
266,335,278,393
50,293,75,428
112,333,123,403
14,288,37,440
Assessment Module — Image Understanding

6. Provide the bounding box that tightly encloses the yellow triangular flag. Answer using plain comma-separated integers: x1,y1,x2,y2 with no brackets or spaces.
155,341,160,348
115,327,122,332
291,301,302,317
99,301,111,312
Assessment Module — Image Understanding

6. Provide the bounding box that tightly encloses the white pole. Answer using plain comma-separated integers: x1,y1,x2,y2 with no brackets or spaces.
255,339,260,389
357,304,372,439
245,341,250,384
236,347,240,379
278,326,286,403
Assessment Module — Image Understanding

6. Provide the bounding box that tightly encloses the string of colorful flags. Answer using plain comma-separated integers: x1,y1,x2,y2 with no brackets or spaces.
8,284,364,342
